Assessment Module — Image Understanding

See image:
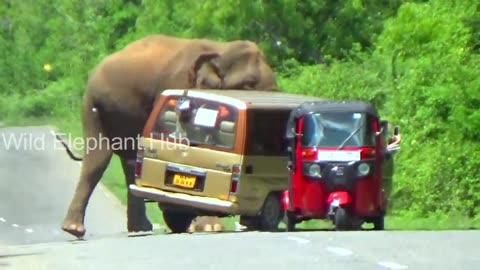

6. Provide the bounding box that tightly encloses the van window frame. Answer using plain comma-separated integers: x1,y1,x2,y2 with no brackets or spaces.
143,94,245,155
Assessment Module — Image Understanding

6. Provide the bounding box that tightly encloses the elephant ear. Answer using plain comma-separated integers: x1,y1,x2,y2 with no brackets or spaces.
188,52,224,89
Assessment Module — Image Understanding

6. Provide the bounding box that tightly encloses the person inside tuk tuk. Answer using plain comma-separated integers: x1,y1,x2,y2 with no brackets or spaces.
387,130,401,148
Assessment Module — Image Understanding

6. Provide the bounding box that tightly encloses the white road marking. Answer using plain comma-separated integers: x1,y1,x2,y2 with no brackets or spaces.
12,223,19,228
0,217,6,222
287,236,310,244
377,261,408,269
25,228,33,233
326,246,353,256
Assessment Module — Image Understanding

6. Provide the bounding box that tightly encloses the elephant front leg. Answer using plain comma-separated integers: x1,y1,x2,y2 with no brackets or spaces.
120,156,153,233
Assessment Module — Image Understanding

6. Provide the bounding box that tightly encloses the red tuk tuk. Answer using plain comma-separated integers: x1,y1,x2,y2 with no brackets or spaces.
281,101,401,231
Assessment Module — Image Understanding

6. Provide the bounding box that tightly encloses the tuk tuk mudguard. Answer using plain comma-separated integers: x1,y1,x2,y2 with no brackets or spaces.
284,100,400,229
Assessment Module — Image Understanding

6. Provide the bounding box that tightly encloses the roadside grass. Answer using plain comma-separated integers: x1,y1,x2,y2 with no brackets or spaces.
4,113,480,232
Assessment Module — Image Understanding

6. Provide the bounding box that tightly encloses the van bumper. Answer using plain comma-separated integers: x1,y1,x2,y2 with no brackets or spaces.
129,184,238,214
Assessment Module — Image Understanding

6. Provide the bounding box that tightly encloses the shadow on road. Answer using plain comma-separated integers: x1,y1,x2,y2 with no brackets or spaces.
0,253,41,259
0,252,42,269
153,227,336,236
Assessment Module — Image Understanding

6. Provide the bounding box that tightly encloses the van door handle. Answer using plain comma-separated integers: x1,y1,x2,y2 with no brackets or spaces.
245,165,253,174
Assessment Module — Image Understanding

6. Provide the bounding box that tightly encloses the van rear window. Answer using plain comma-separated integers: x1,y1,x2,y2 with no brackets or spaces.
152,96,238,149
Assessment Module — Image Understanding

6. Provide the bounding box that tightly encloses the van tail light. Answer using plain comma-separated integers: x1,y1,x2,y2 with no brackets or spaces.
229,164,241,194
135,146,144,178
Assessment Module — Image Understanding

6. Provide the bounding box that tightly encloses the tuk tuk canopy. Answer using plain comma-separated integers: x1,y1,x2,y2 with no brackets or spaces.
285,100,379,140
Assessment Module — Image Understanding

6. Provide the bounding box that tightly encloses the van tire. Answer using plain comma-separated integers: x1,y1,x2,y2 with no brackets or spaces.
258,193,283,231
162,210,195,233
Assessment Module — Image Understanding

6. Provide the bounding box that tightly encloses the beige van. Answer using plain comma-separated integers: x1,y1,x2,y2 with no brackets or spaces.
129,89,322,233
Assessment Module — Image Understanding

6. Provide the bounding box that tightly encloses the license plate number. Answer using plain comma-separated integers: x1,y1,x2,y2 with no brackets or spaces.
172,174,196,188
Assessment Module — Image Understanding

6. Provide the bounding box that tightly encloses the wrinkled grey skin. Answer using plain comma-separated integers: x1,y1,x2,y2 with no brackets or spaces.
60,34,278,238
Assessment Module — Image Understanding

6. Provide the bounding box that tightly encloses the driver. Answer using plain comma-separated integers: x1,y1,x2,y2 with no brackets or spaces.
388,133,401,147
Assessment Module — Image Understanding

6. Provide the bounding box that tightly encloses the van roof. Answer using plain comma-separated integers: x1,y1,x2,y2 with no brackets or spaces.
161,89,324,109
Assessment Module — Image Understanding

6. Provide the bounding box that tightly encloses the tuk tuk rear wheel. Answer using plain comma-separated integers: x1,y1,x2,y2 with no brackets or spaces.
372,215,385,230
285,214,296,232
334,208,352,231
258,193,283,231
162,210,195,233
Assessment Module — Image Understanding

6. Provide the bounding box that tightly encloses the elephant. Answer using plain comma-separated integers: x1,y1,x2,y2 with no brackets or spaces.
59,34,278,239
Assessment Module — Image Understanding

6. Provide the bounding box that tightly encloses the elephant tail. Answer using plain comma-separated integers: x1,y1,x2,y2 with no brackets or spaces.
54,132,83,161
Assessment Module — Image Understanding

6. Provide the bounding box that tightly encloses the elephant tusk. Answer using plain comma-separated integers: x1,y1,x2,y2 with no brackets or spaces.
92,107,97,113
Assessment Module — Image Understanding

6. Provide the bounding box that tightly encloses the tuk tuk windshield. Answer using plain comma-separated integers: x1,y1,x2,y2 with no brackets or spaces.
152,96,238,149
301,112,375,148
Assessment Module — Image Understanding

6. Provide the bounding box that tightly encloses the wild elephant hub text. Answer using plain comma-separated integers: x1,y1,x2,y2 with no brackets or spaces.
0,132,190,153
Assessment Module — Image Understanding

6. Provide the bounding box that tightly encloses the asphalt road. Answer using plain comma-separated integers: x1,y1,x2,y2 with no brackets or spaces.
0,126,127,245
1,126,479,270
2,229,480,270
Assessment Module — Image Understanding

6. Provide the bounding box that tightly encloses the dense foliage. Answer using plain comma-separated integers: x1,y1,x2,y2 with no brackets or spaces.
1,0,478,219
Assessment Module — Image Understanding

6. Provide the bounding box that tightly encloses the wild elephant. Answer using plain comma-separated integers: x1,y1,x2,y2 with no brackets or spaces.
59,34,278,238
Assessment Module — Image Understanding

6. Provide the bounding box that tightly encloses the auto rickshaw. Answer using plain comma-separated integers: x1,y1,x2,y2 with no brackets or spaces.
281,100,401,231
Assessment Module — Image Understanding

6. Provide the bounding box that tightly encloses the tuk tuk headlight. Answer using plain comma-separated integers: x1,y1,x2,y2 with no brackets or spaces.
358,163,370,176
308,164,322,177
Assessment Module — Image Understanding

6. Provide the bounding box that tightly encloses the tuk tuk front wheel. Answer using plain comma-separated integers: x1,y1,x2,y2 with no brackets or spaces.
162,210,195,233
258,193,283,231
334,207,352,231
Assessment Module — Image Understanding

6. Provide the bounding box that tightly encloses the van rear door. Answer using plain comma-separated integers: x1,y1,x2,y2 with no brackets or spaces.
139,93,244,202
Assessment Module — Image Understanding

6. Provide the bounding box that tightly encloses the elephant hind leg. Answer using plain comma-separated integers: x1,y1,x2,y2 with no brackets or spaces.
62,98,113,238
119,155,153,233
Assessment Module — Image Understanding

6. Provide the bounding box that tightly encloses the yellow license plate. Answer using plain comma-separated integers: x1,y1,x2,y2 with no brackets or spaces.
172,174,196,188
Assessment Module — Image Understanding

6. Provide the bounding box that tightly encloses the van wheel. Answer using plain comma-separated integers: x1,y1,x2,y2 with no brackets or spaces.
162,210,195,233
258,193,283,231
